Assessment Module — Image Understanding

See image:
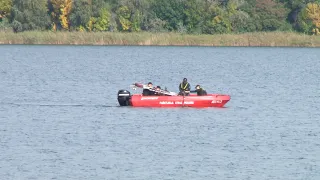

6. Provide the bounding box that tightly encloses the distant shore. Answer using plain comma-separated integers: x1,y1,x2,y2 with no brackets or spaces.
0,31,319,47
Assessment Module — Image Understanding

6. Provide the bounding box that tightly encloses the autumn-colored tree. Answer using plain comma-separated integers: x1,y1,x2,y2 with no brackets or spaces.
296,2,320,34
49,0,73,31
305,3,320,34
0,0,12,20
5,0,320,34
116,5,131,31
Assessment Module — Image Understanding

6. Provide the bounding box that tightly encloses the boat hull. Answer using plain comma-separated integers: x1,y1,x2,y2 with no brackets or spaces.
130,94,230,107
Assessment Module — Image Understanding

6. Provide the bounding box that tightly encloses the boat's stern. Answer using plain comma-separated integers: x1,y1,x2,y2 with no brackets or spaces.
117,90,131,106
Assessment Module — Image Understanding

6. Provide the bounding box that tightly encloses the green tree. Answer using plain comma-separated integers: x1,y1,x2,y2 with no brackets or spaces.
183,0,206,33
104,0,118,8
0,0,12,20
128,0,155,32
152,0,185,31
10,0,50,32
89,7,111,31
253,0,290,31
131,9,142,32
202,2,232,34
0,16,11,31
227,0,255,33
70,0,92,31
112,0,146,32
116,5,131,31
92,0,107,17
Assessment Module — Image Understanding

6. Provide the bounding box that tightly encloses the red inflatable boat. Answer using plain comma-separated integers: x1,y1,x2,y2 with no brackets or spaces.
130,94,230,107
117,83,231,108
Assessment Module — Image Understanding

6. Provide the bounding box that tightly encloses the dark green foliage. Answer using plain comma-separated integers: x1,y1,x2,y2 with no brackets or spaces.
252,0,290,31
183,0,206,33
278,0,320,29
10,0,50,32
70,0,92,30
92,0,107,17
4,0,320,34
0,17,12,31
152,0,185,31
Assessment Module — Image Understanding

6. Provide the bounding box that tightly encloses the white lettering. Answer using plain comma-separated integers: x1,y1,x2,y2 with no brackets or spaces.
211,100,223,104
175,101,194,104
158,101,195,105
159,101,174,104
141,97,159,100
184,101,194,104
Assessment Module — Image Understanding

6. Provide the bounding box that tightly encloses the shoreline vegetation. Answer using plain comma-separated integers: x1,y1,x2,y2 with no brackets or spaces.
0,31,320,47
2,1,320,48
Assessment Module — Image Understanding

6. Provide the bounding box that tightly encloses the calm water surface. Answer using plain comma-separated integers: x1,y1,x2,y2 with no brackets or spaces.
0,45,319,180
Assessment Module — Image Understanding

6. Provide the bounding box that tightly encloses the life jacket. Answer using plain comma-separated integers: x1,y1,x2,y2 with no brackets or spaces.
180,82,189,90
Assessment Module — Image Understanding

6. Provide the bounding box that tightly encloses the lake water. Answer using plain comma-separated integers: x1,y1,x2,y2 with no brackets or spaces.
0,45,319,180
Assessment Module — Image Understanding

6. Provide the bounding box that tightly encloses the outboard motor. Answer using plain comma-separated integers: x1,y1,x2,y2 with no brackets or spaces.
117,90,131,106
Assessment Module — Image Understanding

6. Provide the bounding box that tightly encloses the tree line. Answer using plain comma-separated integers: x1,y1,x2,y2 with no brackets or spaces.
0,0,320,35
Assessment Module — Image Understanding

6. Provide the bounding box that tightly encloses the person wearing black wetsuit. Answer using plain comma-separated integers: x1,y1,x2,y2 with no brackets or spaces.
191,85,207,96
178,78,191,96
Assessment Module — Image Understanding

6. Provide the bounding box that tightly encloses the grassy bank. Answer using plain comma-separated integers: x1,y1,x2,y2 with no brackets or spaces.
0,31,320,47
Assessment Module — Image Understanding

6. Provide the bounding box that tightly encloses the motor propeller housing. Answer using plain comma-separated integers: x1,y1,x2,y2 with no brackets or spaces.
117,90,131,106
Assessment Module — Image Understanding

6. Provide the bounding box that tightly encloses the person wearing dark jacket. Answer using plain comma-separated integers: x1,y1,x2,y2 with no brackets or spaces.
178,78,191,96
142,82,155,96
191,85,207,96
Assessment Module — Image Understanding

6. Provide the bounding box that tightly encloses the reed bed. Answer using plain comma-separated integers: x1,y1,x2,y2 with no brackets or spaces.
0,31,319,47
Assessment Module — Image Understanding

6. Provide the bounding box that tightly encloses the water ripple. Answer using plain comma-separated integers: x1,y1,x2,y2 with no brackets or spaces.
0,46,319,180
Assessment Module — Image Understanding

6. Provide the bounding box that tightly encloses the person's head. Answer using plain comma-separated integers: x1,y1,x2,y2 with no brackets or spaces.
183,78,187,83
195,85,200,90
147,82,153,88
156,86,161,91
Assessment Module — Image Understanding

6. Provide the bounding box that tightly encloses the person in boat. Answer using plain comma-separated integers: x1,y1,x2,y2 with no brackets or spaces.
190,85,207,96
154,86,164,96
178,78,191,96
142,82,155,96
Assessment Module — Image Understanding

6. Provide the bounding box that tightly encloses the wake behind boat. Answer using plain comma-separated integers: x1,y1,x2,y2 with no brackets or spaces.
117,83,231,108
